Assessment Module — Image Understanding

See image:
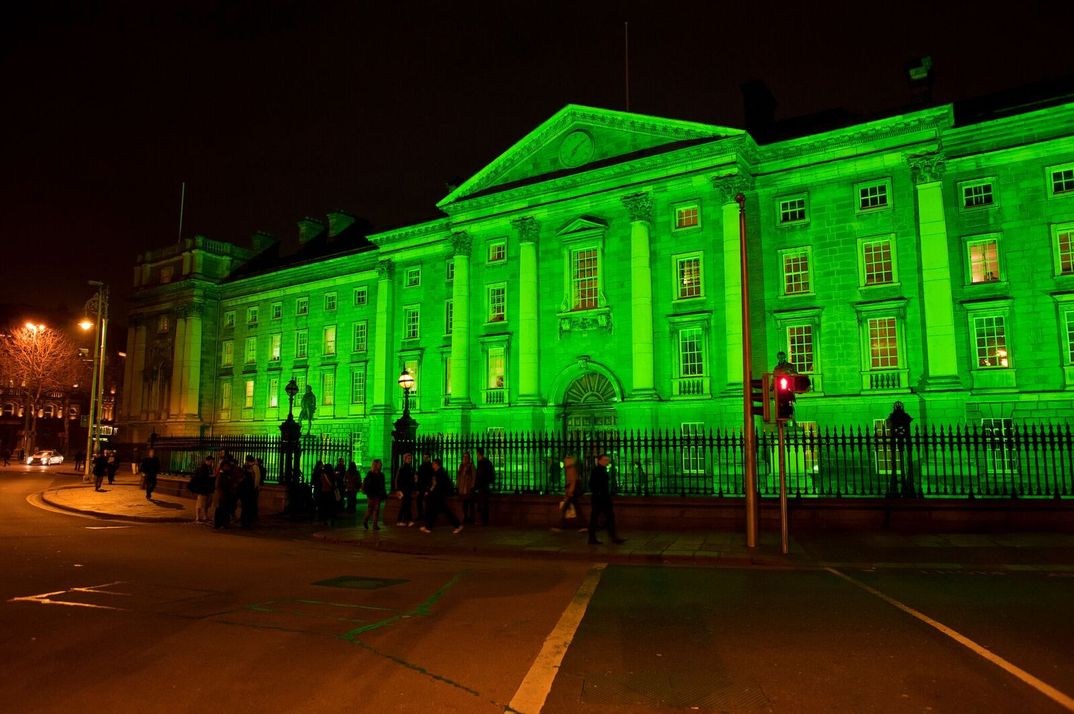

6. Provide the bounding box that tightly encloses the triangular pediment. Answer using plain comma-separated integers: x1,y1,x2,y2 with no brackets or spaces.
557,217,607,237
439,105,742,207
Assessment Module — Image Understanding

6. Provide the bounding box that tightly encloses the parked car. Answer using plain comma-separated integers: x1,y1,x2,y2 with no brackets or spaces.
26,450,64,465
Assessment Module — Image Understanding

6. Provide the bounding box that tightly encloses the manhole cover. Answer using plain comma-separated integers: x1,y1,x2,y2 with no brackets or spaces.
313,576,408,590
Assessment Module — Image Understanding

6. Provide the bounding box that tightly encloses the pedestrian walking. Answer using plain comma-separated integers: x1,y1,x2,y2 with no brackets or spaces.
362,459,388,530
420,458,463,534
554,455,585,530
456,451,476,524
314,460,337,527
474,447,494,526
131,448,140,475
394,452,416,526
92,451,108,491
333,458,347,512
106,450,120,485
239,454,262,528
71,450,81,471
887,401,915,497
189,455,215,523
587,453,624,545
344,461,360,514
140,448,161,500
213,455,238,529
416,453,434,522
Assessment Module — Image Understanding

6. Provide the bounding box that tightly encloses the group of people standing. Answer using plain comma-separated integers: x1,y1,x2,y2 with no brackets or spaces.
188,451,262,529
311,458,389,530
393,449,495,534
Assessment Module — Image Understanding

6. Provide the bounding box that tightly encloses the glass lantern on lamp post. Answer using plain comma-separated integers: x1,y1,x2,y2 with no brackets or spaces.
392,369,419,479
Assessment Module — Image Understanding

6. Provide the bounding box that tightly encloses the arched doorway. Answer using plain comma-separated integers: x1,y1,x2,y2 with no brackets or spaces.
561,372,618,439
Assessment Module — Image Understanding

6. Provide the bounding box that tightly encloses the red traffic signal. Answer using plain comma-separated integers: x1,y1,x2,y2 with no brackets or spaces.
774,373,810,420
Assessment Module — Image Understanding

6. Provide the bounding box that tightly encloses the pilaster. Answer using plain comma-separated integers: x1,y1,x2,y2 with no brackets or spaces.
713,174,754,392
448,232,473,408
513,218,541,405
622,192,657,400
183,303,203,418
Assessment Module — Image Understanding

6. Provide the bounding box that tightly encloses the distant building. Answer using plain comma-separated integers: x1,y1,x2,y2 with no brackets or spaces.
119,88,1074,463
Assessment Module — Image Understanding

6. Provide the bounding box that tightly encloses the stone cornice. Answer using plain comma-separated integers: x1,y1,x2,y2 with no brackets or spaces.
366,218,451,248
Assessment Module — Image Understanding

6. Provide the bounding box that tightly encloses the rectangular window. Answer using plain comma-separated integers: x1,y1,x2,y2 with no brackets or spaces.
488,241,506,263
404,306,420,340
244,336,257,364
981,418,1017,474
963,181,994,208
323,325,336,356
271,303,282,320
858,182,889,210
1057,225,1074,276
488,285,506,322
322,372,335,406
968,239,1000,283
296,297,309,316
246,307,258,326
1066,312,1074,364
1052,167,1074,195
403,359,419,394
324,292,337,311
157,315,169,333
445,300,454,334
296,330,308,359
862,239,894,286
486,346,505,404
779,196,807,224
571,248,599,310
787,325,814,373
674,204,700,229
221,340,233,368
782,250,811,295
270,333,281,362
681,422,705,474
244,379,254,409
269,377,279,408
352,321,367,352
220,381,232,412
404,267,421,288
867,317,899,370
353,287,368,306
351,367,366,405
973,316,1009,368
678,328,704,377
223,311,235,329
676,255,702,299
446,261,455,282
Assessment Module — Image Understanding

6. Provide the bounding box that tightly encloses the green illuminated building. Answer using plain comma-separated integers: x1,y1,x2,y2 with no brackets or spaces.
120,92,1074,463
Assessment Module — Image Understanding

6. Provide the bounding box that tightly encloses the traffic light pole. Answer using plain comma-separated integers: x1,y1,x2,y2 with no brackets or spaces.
736,192,758,549
777,418,789,555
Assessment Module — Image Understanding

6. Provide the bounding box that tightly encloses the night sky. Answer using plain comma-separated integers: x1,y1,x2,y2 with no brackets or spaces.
4,1,1073,322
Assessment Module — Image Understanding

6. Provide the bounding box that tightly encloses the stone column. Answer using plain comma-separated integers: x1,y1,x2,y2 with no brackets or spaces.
120,325,137,418
622,193,657,399
513,218,541,404
183,303,203,419
371,260,396,412
132,321,148,420
909,152,960,388
713,174,754,392
169,310,187,417
449,232,473,407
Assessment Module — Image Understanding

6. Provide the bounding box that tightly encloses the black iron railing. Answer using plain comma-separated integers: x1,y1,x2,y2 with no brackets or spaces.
152,433,358,484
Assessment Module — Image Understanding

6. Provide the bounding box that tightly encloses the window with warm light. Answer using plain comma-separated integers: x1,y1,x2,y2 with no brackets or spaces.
270,333,281,362
296,330,308,359
973,315,1009,368
867,317,899,369
488,285,506,322
782,249,812,295
244,336,257,364
674,204,700,230
323,325,337,356
787,325,814,373
675,254,703,299
968,238,1000,283
571,248,599,310
404,307,420,340
221,340,234,368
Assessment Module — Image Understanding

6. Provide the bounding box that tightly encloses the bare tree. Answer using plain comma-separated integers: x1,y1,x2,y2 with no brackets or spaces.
0,325,81,453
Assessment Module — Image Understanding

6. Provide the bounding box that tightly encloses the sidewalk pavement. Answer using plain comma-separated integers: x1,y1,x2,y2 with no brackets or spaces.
36,476,1074,570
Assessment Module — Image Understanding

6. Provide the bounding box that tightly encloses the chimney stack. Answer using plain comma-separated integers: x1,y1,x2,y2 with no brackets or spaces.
250,231,276,253
327,210,356,238
297,217,326,245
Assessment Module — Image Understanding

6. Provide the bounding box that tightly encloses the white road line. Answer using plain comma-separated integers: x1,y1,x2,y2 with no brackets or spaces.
8,581,131,611
509,563,607,714
827,567,1074,713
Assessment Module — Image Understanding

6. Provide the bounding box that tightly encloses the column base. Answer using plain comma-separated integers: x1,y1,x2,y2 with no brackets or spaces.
922,375,962,391
721,382,744,398
629,389,660,401
516,395,545,406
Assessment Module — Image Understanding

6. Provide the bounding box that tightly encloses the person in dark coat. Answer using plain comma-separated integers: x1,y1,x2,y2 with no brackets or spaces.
415,453,434,522
362,459,388,530
239,454,261,528
395,452,416,526
886,401,915,497
92,451,108,491
420,458,462,534
105,450,120,485
474,447,494,526
140,448,161,500
190,455,215,523
314,460,337,527
213,455,238,529
587,453,624,545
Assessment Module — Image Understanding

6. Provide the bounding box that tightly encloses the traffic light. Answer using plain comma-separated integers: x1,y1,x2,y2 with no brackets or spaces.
775,374,795,420
750,375,772,422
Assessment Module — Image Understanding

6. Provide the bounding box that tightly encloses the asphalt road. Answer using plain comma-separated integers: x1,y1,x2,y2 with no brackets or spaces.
2,468,1073,713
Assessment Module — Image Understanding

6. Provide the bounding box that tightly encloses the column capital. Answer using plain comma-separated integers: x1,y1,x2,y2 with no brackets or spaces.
376,259,395,280
450,231,472,257
511,216,539,244
907,151,946,184
712,173,755,203
621,192,653,223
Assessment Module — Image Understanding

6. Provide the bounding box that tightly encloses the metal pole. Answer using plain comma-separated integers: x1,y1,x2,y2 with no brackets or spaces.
778,418,789,555
736,193,758,548
82,286,103,482
95,291,109,460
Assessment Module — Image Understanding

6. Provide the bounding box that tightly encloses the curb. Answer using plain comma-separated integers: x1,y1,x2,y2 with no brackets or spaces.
38,488,193,524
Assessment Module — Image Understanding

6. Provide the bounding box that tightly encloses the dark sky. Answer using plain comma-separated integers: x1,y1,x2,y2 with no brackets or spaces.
3,1,1073,321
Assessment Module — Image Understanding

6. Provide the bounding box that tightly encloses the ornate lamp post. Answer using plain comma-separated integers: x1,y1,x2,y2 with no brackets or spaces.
279,377,302,487
391,369,418,478
80,281,108,482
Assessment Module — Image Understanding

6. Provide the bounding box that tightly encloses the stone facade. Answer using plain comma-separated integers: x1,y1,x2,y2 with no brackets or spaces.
120,97,1074,463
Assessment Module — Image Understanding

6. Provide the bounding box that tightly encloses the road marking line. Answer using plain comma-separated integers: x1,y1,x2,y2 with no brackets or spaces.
8,581,131,611
509,563,607,714
85,526,132,530
827,567,1074,712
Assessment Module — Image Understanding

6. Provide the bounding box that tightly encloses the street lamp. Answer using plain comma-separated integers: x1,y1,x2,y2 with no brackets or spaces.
81,282,108,482
398,369,415,415
392,369,418,480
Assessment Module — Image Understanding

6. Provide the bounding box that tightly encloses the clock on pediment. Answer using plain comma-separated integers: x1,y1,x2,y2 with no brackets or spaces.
558,130,595,168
